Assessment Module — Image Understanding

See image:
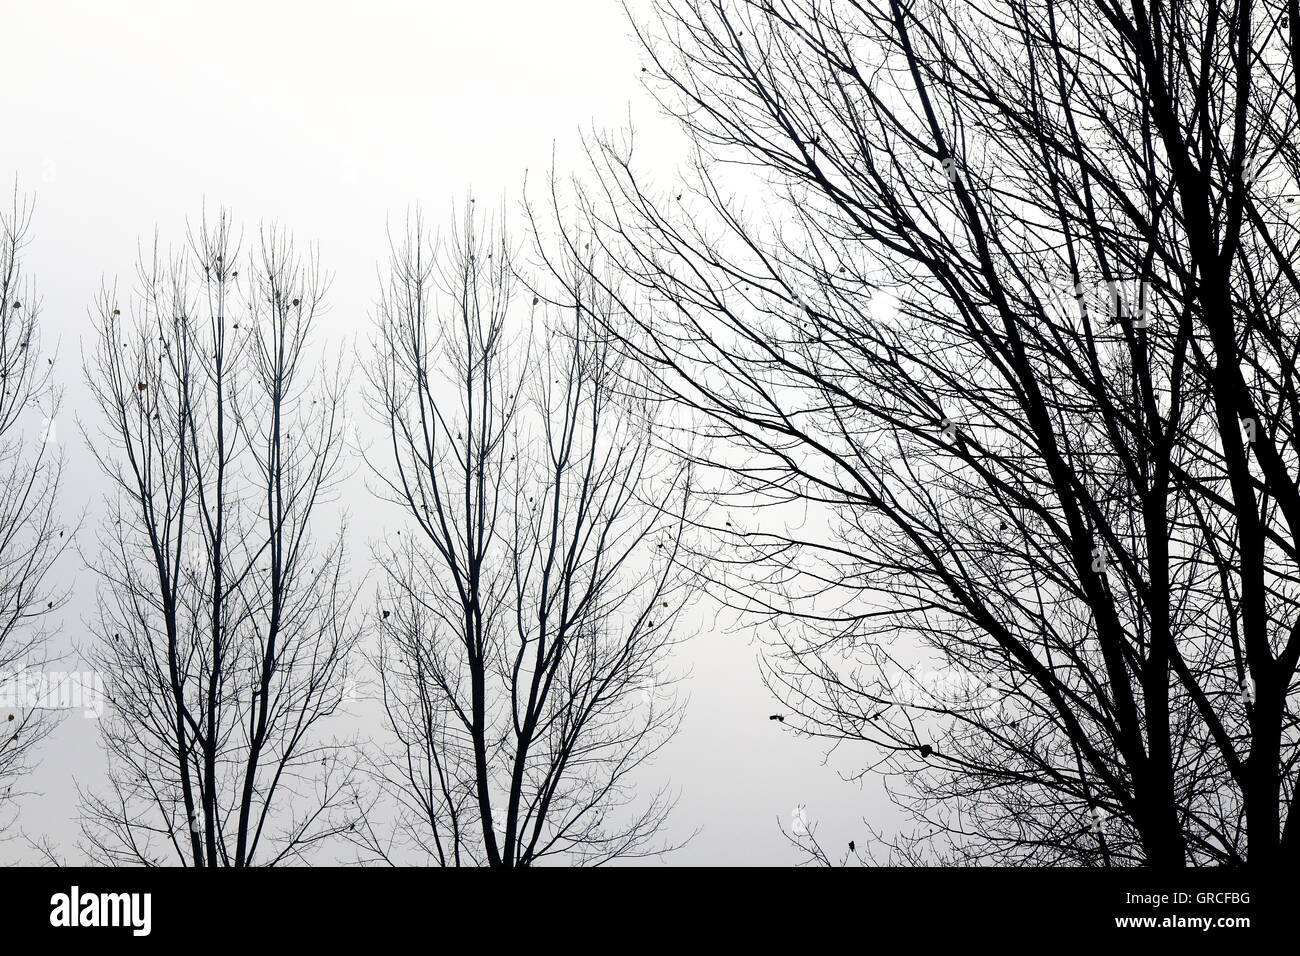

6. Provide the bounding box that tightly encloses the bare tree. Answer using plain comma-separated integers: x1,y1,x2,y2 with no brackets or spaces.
564,0,1300,866
360,204,695,866
0,189,65,837
81,212,363,866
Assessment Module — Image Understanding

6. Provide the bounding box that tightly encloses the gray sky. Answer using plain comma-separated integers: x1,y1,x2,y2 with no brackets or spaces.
0,0,885,865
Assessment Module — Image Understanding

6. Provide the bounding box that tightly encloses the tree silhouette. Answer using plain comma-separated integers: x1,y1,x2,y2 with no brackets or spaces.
81,212,363,866
0,190,65,840
359,204,695,866
567,0,1300,865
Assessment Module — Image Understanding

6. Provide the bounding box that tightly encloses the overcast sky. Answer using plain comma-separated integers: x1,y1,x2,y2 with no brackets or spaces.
0,0,886,865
